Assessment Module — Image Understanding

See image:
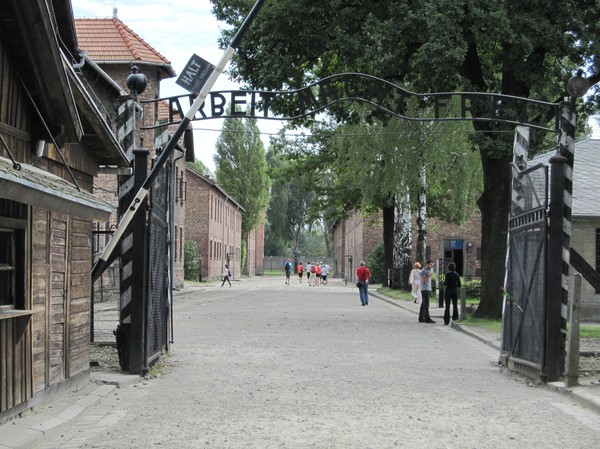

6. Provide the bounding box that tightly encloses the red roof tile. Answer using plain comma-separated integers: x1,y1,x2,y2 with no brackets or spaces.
75,18,171,67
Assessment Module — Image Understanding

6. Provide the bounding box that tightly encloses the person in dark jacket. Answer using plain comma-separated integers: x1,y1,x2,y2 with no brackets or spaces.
443,262,461,325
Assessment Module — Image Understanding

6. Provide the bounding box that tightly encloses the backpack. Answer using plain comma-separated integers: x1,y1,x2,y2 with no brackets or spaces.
285,262,291,271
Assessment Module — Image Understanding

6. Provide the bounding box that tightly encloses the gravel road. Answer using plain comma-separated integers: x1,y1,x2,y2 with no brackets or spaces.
42,277,600,448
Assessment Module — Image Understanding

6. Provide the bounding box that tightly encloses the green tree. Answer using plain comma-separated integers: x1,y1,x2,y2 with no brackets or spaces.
214,114,271,237
186,160,211,177
264,134,316,260
184,241,200,281
211,0,599,317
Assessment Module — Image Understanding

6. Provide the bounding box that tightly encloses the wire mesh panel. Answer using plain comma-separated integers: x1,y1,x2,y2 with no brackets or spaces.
146,163,169,364
502,163,548,375
92,263,120,343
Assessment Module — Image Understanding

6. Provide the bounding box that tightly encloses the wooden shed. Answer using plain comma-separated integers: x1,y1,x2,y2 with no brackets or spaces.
1,0,129,422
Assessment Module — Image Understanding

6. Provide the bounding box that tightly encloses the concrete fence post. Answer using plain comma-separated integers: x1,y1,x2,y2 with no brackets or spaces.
565,273,582,387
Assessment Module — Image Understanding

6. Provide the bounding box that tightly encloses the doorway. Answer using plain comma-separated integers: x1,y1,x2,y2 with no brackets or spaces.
443,239,464,276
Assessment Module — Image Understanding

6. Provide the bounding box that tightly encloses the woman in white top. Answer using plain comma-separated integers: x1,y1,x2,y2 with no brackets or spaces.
409,262,422,303
221,265,232,287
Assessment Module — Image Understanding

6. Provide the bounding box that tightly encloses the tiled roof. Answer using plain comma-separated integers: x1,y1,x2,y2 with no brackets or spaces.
75,18,172,67
532,139,600,217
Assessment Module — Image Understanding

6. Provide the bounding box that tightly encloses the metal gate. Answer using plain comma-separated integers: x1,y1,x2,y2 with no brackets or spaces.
501,162,548,377
146,161,170,365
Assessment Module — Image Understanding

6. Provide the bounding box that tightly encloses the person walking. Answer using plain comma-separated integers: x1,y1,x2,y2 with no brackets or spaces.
221,265,232,287
315,263,322,286
284,258,292,285
356,261,371,306
418,260,436,323
321,263,330,285
297,262,304,283
409,262,422,304
310,263,317,286
443,262,461,325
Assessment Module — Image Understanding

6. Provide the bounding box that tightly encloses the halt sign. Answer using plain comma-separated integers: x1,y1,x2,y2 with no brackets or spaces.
176,54,215,94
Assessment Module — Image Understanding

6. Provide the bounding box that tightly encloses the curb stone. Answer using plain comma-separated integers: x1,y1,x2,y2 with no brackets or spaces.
0,382,127,449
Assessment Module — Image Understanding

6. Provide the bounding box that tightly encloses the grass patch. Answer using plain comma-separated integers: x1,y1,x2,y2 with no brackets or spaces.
457,315,502,333
262,270,286,277
184,280,206,286
579,326,600,338
378,286,412,301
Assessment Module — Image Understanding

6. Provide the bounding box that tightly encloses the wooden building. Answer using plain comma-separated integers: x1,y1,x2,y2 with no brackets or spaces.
1,1,129,421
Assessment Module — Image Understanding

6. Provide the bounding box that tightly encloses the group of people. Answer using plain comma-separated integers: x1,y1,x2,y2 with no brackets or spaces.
286,257,461,324
284,259,331,286
410,260,461,325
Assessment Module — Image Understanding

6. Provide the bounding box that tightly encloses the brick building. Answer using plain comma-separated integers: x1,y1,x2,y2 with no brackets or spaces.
334,210,482,284
75,9,191,288
185,168,244,282
333,212,383,282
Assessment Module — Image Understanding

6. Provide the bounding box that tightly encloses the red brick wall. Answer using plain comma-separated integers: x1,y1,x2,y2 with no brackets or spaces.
184,169,243,282
335,210,482,282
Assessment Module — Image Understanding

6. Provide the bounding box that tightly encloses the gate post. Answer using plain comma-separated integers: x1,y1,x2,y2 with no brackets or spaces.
544,100,577,382
128,148,149,375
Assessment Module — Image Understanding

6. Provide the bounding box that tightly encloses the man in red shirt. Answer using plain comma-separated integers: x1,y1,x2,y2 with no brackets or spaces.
356,261,372,306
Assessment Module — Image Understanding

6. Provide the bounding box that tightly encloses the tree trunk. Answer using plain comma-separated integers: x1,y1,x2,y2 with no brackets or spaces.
382,205,395,287
416,147,427,264
474,152,511,319
292,225,300,272
393,190,413,289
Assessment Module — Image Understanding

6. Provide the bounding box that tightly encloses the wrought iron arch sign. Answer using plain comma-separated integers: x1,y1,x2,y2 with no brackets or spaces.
142,73,561,133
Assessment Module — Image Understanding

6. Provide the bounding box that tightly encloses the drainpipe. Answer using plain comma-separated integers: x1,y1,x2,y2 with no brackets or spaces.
171,147,186,290
233,205,240,277
73,51,128,95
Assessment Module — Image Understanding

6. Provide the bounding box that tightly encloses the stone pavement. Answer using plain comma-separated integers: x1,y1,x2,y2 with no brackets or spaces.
1,281,600,449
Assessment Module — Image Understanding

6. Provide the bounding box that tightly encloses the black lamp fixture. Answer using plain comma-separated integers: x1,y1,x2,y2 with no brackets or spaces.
126,66,147,100
566,69,589,98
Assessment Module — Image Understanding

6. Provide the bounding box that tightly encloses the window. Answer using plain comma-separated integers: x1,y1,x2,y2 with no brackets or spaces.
0,230,16,306
0,221,26,309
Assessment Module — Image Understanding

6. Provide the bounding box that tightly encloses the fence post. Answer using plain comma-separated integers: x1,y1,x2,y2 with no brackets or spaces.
544,101,576,382
460,286,467,320
565,273,582,387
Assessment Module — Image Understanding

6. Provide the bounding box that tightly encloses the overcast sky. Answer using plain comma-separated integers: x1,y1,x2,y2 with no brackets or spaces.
72,0,284,172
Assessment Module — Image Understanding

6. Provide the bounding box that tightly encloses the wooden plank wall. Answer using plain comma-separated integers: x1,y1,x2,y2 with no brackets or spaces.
49,214,68,385
69,218,92,375
1,27,96,418
30,210,93,393
0,319,32,415
31,208,49,393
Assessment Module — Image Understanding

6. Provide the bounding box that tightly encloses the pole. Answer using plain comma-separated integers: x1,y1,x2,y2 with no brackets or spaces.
92,0,266,282
543,100,576,382
565,273,582,387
